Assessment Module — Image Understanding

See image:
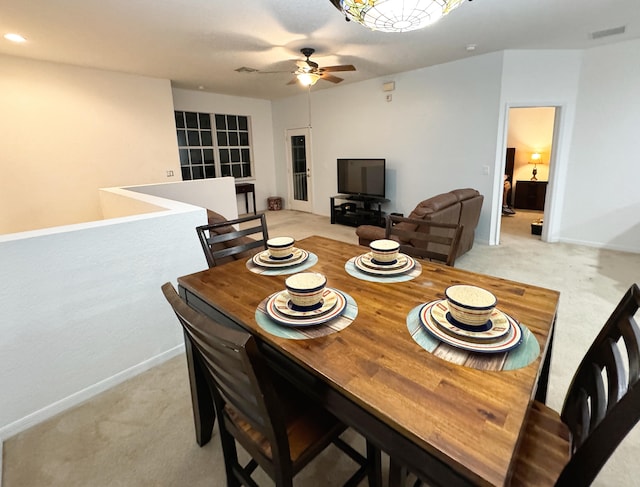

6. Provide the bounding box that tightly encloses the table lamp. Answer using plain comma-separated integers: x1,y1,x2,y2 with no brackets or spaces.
529,153,542,181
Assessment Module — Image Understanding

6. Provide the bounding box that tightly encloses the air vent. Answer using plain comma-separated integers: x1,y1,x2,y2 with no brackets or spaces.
590,25,626,40
235,66,259,73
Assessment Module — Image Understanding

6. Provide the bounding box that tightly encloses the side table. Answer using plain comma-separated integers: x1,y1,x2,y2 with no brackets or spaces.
235,183,256,215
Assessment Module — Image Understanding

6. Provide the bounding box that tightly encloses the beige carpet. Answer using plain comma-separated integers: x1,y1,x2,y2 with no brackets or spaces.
3,208,640,486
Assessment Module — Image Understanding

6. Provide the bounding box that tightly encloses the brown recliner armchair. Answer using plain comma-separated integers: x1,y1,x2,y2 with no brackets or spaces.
356,188,483,258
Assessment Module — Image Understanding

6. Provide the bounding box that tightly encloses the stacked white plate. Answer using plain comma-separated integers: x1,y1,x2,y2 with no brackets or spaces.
265,288,347,327
252,248,309,268
419,299,522,353
354,252,415,276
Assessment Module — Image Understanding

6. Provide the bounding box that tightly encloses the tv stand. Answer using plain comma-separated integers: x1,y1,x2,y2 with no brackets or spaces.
330,195,388,227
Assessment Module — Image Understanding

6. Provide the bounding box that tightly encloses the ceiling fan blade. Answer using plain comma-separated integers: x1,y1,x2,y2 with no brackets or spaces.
286,77,298,85
320,73,344,84
321,64,356,72
258,70,293,74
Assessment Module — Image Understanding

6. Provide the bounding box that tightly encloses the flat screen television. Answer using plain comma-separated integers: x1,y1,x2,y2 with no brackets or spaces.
337,158,386,199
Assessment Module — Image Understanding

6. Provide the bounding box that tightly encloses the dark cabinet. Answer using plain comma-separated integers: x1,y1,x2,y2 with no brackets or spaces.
514,181,547,211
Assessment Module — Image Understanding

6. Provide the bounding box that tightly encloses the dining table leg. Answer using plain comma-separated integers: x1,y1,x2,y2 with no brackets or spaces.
535,316,555,404
184,332,216,446
389,457,408,487
367,440,383,487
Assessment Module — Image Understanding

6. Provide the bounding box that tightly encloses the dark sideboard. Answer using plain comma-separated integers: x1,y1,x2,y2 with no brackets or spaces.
514,180,547,211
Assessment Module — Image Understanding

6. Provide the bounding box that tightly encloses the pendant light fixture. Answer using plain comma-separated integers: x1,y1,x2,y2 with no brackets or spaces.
330,0,468,33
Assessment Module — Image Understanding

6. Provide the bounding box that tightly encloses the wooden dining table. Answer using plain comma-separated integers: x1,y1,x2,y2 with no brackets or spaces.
177,235,559,486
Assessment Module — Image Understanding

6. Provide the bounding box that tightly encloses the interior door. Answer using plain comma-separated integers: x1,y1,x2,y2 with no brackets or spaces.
285,127,313,213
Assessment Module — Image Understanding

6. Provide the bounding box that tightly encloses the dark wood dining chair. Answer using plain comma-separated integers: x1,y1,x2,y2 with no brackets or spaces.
196,213,269,268
391,283,640,487
162,283,381,487
384,215,463,267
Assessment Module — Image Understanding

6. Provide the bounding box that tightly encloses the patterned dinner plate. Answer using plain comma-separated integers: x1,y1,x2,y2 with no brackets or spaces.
354,253,415,276
358,252,410,271
429,299,511,342
252,248,308,268
271,288,339,319
265,288,347,327
419,300,522,353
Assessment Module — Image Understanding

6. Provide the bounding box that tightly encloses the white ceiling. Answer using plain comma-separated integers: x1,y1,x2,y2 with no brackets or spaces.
1,0,639,100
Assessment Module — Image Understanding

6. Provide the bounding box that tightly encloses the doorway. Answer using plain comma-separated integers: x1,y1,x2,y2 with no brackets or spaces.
500,107,556,241
285,127,313,213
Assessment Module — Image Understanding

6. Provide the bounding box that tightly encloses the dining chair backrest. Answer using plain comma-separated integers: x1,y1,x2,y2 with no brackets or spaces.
196,213,269,268
162,283,291,479
161,283,374,487
385,215,463,267
555,282,640,485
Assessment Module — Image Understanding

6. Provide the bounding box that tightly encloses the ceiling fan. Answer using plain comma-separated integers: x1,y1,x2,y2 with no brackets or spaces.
288,48,356,86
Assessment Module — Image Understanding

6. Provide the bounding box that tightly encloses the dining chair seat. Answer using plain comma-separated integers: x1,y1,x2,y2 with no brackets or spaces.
162,282,381,487
510,401,571,485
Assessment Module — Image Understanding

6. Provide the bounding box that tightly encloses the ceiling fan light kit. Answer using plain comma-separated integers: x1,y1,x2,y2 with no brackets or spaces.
292,47,356,87
297,72,321,86
334,0,467,33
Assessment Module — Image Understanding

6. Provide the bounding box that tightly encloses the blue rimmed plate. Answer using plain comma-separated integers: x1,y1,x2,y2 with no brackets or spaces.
429,299,511,342
265,288,347,327
419,300,522,353
253,248,308,268
354,253,415,276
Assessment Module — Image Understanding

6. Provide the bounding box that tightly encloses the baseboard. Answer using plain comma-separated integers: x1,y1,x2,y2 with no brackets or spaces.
0,345,185,444
558,237,639,254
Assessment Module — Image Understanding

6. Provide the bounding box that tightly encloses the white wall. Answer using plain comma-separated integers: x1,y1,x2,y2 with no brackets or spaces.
495,50,583,244
0,179,237,438
172,88,278,213
272,46,640,254
127,177,238,221
0,54,181,234
272,53,505,245
560,39,640,253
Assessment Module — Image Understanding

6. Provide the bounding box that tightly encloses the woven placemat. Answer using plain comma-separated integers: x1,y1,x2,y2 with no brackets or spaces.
255,290,357,340
406,304,540,371
344,255,422,283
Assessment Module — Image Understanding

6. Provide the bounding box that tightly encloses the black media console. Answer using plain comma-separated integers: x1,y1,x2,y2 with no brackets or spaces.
330,195,389,227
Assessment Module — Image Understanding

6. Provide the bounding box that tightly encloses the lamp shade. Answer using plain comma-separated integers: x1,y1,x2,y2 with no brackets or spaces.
339,0,466,33
529,152,542,164
297,72,321,86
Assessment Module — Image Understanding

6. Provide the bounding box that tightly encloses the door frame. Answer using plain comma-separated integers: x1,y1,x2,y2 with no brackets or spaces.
285,127,314,213
492,103,568,245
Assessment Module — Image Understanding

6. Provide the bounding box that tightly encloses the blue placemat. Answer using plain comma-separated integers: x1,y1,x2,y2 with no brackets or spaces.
255,290,357,340
406,304,540,371
345,255,422,283
247,252,318,275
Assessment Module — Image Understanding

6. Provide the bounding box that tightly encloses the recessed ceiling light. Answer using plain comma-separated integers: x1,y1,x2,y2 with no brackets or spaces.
466,44,477,52
4,33,26,43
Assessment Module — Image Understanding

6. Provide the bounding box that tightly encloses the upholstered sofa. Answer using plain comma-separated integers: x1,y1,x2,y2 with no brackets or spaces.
355,188,484,258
